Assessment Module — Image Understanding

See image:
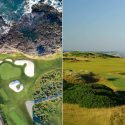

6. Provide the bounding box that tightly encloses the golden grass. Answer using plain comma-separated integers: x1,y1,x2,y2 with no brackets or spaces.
63,104,125,125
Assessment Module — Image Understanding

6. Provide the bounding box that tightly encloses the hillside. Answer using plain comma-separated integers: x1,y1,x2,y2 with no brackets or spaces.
63,51,125,125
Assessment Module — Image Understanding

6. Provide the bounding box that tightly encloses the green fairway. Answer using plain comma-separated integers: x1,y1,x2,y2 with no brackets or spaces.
64,54,125,91
0,62,22,80
0,53,62,125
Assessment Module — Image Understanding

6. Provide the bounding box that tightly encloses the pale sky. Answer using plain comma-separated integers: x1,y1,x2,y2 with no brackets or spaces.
64,0,125,51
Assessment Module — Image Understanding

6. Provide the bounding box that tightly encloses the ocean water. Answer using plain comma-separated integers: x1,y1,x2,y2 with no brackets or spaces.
0,0,24,21
0,0,62,22
0,0,62,34
0,0,40,34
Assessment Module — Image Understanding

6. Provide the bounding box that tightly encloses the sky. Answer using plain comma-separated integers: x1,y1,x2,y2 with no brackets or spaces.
64,0,125,51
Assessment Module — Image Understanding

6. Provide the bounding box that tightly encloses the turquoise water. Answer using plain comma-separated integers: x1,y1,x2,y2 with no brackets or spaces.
0,0,24,21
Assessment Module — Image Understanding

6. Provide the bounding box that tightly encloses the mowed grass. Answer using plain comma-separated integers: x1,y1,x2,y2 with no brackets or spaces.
0,62,22,80
64,57,125,90
9,112,27,125
0,53,62,125
48,99,62,125
64,104,125,125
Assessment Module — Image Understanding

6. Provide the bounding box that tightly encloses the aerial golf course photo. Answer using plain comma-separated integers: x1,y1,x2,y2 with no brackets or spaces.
0,52,62,125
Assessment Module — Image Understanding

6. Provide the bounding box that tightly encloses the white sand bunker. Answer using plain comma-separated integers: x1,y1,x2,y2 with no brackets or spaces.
0,60,3,64
5,59,13,62
9,80,24,93
14,60,34,77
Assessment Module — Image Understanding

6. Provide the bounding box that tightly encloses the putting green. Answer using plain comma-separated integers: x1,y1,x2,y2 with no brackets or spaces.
0,62,22,80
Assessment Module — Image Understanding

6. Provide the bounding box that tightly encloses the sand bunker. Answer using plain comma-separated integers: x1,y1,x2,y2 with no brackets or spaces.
0,61,3,64
9,80,24,92
25,101,35,119
5,59,13,62
14,60,34,77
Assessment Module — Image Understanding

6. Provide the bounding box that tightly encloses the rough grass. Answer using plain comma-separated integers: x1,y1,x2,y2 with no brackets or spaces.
63,104,125,125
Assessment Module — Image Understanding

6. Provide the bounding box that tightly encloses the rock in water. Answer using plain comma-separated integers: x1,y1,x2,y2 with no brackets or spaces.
0,0,62,56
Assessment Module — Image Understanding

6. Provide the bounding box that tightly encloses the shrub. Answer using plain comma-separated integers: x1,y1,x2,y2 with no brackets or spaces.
63,83,125,108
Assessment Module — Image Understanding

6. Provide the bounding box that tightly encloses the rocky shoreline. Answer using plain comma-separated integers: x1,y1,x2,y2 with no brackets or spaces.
0,2,62,56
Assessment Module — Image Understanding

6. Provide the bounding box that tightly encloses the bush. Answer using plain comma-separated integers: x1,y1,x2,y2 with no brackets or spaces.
63,83,125,108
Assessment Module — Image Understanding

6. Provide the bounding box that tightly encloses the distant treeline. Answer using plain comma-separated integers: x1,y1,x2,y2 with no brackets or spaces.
63,51,120,58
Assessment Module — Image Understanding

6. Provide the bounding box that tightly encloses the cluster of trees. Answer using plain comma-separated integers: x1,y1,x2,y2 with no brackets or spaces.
33,69,62,124
64,82,125,108
33,97,62,125
33,69,62,100
0,104,8,125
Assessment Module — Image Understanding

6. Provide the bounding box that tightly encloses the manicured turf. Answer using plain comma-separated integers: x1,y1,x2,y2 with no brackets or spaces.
9,112,27,125
0,62,22,80
64,57,125,90
0,53,62,125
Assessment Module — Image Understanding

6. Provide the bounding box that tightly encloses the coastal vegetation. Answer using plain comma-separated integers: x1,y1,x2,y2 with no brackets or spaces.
33,69,62,100
33,69,62,124
33,97,62,125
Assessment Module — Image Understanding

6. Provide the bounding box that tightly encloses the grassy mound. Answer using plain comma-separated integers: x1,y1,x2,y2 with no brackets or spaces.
64,83,125,108
63,70,99,84
0,62,22,80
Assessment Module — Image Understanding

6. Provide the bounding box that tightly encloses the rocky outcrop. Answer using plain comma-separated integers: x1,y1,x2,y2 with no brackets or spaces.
0,3,62,56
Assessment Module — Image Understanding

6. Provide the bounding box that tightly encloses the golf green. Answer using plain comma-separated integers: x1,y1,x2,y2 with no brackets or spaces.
0,62,22,80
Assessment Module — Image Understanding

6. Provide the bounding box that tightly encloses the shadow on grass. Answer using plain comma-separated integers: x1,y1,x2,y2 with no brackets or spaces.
116,91,125,98
107,78,118,81
119,72,125,75
81,72,99,83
